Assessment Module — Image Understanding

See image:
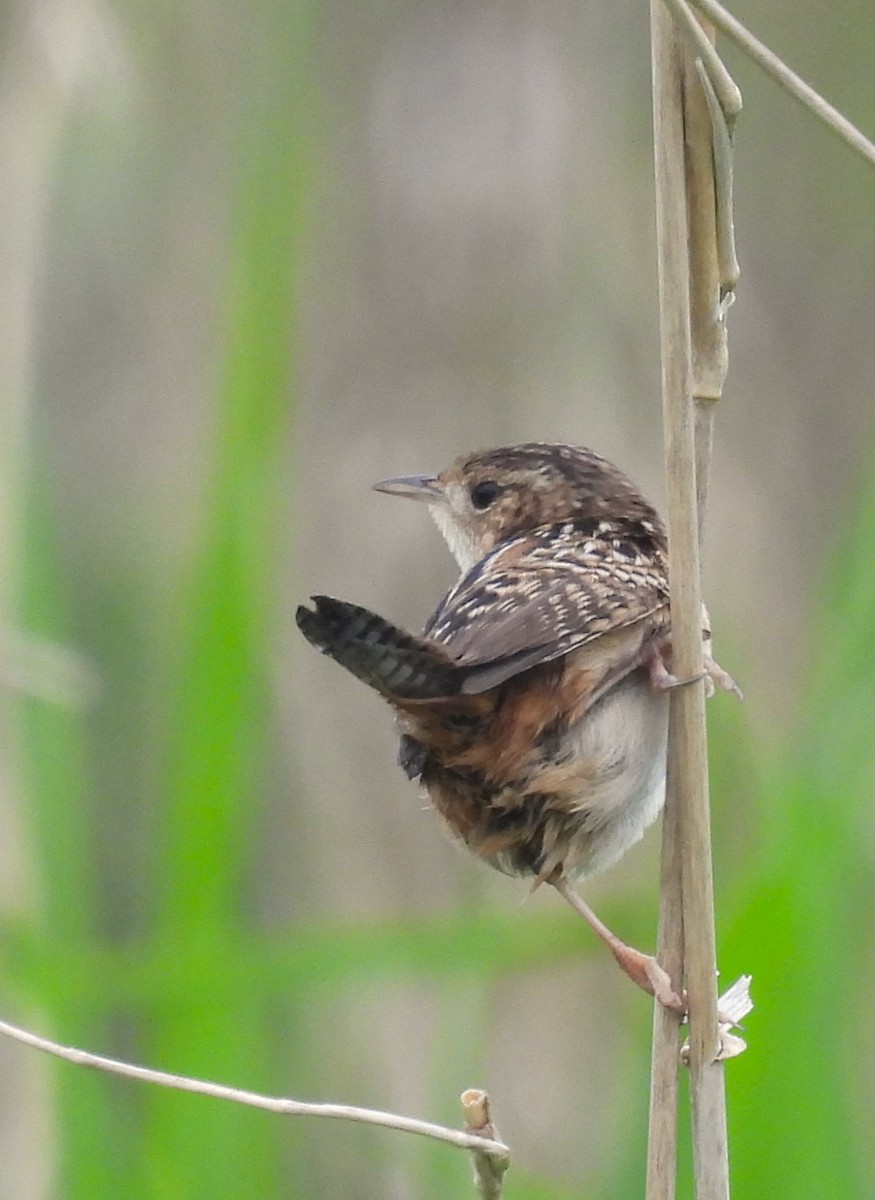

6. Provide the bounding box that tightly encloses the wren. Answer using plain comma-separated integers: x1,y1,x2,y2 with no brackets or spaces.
296,443,740,1010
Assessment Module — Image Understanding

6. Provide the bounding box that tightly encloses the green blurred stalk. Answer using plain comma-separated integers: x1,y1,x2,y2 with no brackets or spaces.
141,6,312,1197
19,474,133,1195
717,451,875,1200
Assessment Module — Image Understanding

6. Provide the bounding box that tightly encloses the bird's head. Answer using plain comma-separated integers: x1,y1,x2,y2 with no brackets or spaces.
373,442,661,571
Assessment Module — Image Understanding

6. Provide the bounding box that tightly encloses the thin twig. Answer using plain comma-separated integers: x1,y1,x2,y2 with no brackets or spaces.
690,0,875,170
0,1016,510,1165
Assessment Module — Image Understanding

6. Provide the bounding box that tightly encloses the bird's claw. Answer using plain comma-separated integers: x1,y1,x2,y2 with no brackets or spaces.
646,644,706,693
703,655,744,701
643,957,688,1015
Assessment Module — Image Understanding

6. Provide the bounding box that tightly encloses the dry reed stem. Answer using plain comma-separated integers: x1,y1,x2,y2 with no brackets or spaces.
682,23,731,540
647,15,689,1199
647,766,685,1200
648,2,874,1191
648,2,731,1198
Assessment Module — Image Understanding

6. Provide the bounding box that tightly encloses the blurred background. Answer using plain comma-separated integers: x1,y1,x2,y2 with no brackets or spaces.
1,0,874,1196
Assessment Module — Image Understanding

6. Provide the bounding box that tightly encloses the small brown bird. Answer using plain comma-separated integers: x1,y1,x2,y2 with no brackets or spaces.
296,443,739,1010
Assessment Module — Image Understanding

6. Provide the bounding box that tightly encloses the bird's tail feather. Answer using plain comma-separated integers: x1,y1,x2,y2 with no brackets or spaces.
296,595,462,700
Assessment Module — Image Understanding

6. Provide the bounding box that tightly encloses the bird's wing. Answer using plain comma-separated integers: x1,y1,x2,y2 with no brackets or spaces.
424,518,670,694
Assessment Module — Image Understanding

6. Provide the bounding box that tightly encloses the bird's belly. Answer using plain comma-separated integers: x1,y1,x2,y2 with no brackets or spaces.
558,673,668,877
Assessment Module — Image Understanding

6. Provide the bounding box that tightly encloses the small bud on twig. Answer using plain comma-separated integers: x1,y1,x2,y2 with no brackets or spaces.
461,1089,509,1199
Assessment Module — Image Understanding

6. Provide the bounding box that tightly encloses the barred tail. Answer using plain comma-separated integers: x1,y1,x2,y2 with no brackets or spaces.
296,595,462,700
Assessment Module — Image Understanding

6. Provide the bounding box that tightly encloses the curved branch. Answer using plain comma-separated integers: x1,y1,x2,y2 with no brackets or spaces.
690,0,875,169
0,1016,510,1165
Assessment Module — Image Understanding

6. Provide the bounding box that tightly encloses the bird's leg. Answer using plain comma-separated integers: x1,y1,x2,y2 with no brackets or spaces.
645,637,743,700
550,875,686,1015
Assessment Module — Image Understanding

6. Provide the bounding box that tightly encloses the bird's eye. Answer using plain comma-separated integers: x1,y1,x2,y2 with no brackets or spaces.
470,480,501,510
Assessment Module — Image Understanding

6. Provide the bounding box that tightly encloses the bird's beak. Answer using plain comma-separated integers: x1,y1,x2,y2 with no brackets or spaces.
372,474,443,502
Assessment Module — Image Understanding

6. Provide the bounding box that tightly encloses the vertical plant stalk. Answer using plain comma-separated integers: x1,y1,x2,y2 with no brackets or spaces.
646,770,685,1200
646,13,689,1198
648,3,732,1199
683,25,731,542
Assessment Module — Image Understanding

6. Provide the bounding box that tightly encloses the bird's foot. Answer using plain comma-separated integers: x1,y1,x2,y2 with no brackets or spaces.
645,640,743,701
610,942,687,1015
645,641,705,692
703,654,744,700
